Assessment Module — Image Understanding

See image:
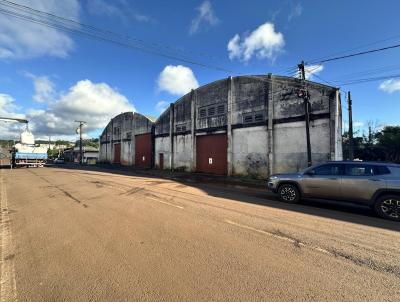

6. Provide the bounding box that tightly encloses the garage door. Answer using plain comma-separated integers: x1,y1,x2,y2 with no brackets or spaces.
196,133,227,175
135,133,152,168
113,143,121,163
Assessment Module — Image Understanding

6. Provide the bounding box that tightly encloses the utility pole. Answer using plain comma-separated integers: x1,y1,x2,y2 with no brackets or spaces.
75,120,86,164
347,91,354,160
298,60,312,167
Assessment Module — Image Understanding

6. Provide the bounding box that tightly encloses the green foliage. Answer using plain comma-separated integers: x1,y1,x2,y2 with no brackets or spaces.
375,126,400,162
0,140,14,148
75,138,99,148
47,148,59,159
343,126,400,163
55,140,72,146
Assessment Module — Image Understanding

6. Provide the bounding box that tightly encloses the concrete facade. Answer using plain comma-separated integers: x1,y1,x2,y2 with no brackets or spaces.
153,75,342,178
99,112,154,165
101,74,342,178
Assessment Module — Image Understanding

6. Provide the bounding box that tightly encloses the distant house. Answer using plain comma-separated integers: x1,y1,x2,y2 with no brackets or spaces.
63,146,99,164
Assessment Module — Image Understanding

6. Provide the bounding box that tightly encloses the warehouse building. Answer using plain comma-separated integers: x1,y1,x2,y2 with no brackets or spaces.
100,74,342,177
99,112,155,167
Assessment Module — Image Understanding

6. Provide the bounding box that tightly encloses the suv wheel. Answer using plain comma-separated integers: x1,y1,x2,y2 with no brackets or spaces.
278,184,300,203
374,195,400,222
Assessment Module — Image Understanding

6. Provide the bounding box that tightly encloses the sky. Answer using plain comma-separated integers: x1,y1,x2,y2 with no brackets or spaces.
0,0,400,141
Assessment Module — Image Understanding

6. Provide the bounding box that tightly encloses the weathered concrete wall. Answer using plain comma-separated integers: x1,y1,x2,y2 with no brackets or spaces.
231,76,268,126
104,75,342,177
272,77,333,120
99,112,154,165
173,134,193,171
121,140,133,165
232,126,268,178
155,136,170,169
273,119,331,173
196,79,228,130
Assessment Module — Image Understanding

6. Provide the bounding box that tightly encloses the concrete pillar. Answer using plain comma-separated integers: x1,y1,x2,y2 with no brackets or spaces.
169,103,175,171
332,89,343,160
111,119,114,164
190,89,197,172
227,76,234,176
132,115,136,165
267,74,274,176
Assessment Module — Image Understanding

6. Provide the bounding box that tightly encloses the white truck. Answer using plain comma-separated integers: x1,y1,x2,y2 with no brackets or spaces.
11,129,48,168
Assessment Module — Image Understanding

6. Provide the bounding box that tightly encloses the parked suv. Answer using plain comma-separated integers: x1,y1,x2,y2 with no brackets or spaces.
267,161,400,221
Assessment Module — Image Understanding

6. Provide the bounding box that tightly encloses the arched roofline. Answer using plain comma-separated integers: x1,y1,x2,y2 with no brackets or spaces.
154,75,338,124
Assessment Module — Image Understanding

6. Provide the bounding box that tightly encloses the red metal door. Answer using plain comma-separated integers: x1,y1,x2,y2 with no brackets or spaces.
135,133,152,168
113,143,121,163
159,153,164,170
196,134,227,175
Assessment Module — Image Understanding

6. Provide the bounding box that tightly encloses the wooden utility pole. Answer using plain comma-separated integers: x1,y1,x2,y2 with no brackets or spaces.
75,121,86,164
298,61,312,167
347,91,354,160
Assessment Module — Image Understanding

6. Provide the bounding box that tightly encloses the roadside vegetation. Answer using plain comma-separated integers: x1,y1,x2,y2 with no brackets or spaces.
343,125,400,163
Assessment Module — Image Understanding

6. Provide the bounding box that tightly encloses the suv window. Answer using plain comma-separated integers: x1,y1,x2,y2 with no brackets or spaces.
345,164,374,176
313,164,344,175
373,165,391,175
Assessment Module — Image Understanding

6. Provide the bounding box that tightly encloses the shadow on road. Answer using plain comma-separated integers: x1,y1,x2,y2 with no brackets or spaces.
44,163,400,232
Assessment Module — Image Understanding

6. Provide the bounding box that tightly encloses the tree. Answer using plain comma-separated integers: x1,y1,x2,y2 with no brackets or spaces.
376,126,400,163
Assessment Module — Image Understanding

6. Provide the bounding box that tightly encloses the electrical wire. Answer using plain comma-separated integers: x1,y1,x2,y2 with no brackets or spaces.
0,1,234,73
307,43,400,66
0,0,225,62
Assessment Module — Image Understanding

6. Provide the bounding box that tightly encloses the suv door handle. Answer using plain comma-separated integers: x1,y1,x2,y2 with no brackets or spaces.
369,179,382,182
328,177,339,180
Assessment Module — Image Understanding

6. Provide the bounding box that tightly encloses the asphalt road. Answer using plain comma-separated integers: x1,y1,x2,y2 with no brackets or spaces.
1,167,399,301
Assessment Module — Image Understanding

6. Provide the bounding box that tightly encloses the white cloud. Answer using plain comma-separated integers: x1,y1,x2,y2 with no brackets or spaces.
1,80,135,139
155,100,169,113
158,65,199,96
304,64,324,80
288,3,303,21
87,0,151,23
0,0,80,60
23,72,56,103
0,94,25,139
190,1,219,35
379,79,400,93
227,22,285,62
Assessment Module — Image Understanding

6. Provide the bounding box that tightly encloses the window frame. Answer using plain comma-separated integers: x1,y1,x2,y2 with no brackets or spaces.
312,163,344,176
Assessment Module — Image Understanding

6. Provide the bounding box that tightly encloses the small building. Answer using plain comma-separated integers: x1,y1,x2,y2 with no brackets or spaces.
99,112,155,167
63,146,99,164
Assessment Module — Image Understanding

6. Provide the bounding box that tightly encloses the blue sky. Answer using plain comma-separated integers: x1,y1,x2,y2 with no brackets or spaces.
0,0,400,140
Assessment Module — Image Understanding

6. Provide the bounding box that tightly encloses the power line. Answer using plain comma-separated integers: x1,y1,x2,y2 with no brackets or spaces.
0,0,235,74
305,34,400,65
334,74,400,86
0,0,226,62
307,43,400,65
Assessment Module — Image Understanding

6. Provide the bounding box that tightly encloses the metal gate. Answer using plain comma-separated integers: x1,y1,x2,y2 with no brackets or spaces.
196,133,227,175
135,133,152,168
113,143,121,163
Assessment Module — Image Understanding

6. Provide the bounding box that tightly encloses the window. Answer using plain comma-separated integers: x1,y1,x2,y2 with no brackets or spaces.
199,108,206,118
176,124,187,132
373,166,391,175
314,164,344,176
345,164,374,176
243,114,253,124
113,127,120,137
126,132,131,139
208,106,216,116
254,113,263,122
243,111,264,124
217,104,225,115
